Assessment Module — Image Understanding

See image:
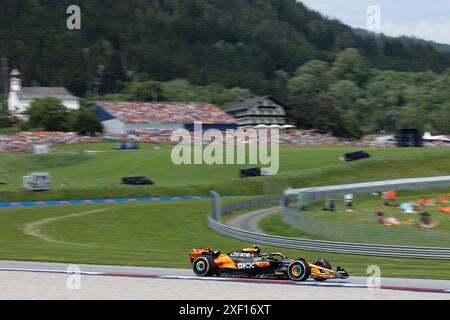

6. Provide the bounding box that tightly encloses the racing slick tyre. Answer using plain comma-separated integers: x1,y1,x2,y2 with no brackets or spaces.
287,260,311,282
193,256,218,277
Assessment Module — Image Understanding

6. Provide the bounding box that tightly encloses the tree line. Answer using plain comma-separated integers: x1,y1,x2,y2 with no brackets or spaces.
1,0,450,97
286,49,450,138
2,47,450,138
1,1,449,137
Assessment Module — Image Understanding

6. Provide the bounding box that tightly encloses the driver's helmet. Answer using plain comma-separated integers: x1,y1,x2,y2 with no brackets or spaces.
253,245,261,254
314,258,329,268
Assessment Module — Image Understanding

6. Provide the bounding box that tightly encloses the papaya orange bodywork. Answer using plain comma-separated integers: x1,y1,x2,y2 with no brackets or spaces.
255,262,271,268
189,248,215,262
214,254,238,269
309,263,336,279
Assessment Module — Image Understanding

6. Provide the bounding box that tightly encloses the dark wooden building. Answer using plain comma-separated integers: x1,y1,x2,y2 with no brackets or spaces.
225,96,288,127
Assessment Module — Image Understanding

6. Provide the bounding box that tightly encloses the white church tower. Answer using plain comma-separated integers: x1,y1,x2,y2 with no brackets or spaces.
7,68,80,116
9,68,21,91
7,68,23,114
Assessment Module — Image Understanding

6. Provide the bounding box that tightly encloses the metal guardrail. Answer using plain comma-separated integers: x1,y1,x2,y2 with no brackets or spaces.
208,176,450,259
221,196,283,215
284,176,450,197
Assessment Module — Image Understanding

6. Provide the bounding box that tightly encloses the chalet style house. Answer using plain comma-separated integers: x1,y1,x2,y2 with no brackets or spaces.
225,96,288,127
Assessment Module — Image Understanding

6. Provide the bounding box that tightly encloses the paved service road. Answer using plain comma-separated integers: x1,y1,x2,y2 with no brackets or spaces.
226,207,281,233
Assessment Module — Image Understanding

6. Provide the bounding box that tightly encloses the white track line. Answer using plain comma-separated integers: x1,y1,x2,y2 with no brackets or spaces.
0,267,102,276
23,209,108,246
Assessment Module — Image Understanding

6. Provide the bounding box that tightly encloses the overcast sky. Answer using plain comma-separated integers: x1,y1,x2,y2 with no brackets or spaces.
300,0,450,44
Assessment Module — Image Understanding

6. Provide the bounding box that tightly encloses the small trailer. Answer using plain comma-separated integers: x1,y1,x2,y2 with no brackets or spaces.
23,172,51,191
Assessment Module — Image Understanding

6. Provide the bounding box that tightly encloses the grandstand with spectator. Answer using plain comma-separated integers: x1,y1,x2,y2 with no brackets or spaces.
96,101,237,133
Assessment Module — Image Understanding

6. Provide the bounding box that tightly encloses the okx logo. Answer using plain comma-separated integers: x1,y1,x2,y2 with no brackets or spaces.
237,263,256,269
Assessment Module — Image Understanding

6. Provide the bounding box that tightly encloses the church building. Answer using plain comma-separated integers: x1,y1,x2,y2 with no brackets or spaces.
7,68,80,116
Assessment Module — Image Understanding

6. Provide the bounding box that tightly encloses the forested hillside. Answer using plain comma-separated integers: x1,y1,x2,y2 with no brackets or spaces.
0,0,449,137
1,0,450,97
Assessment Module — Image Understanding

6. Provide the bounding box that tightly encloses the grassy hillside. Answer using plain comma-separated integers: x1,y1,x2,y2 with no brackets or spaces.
0,142,449,201
0,199,449,279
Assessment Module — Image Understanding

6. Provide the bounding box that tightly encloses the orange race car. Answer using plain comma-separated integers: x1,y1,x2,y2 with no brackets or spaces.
189,246,349,282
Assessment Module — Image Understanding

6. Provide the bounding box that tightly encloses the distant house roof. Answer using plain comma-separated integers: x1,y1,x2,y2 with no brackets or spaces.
17,87,79,101
225,96,287,112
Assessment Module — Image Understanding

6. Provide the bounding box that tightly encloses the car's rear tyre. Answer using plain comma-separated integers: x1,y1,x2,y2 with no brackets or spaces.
287,260,311,282
193,256,218,277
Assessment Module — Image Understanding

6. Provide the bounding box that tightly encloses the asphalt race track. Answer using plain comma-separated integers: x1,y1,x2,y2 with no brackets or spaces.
0,260,449,300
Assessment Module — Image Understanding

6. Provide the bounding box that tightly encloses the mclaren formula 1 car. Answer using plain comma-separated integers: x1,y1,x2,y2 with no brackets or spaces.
189,246,349,282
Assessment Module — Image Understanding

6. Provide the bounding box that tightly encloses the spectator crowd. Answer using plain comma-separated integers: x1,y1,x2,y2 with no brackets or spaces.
0,132,103,153
1,128,446,153
0,129,447,153
99,102,236,124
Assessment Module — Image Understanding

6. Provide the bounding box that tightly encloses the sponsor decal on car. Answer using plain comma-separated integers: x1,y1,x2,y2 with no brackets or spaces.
230,252,252,258
237,263,256,269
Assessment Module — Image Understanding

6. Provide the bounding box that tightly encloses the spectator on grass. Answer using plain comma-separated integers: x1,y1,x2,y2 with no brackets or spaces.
418,211,439,229
323,197,335,212
399,203,415,214
416,198,437,207
381,190,389,206
387,190,398,206
344,193,354,212
439,206,450,213
374,208,414,227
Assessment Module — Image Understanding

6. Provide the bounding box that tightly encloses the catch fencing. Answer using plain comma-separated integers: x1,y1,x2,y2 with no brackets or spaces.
284,176,450,199
208,176,450,259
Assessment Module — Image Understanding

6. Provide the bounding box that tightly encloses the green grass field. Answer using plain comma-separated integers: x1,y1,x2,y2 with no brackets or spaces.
1,199,450,279
0,143,449,279
0,142,449,201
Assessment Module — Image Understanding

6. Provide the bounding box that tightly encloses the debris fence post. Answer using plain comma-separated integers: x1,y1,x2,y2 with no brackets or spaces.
210,190,222,223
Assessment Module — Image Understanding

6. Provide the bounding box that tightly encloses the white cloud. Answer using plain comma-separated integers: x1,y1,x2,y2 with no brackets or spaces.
381,19,450,44
299,1,450,44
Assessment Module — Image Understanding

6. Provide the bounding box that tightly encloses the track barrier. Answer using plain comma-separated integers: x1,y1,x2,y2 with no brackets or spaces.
208,176,450,259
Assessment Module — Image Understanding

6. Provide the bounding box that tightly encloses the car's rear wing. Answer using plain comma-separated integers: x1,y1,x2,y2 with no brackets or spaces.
189,248,216,262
